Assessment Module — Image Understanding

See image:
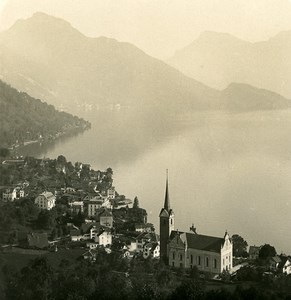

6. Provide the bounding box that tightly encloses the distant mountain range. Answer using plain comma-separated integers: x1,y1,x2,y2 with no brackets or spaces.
0,13,291,115
168,31,291,100
0,80,90,148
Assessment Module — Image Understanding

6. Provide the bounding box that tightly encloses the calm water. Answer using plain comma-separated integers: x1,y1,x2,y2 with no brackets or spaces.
20,110,291,254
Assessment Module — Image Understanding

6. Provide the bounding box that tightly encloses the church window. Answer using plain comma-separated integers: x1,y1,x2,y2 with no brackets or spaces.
173,252,175,260
214,259,217,269
205,257,209,267
180,254,183,261
198,256,201,265
171,219,173,225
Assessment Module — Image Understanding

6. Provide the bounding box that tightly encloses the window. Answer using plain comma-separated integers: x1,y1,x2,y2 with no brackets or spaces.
173,252,175,260
172,262,175,267
171,219,173,225
180,254,183,261
214,259,217,269
198,256,201,265
206,257,209,267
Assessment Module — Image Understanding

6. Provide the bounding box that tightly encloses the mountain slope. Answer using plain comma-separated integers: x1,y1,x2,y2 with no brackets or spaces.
220,83,291,111
0,12,219,115
0,80,90,148
168,31,291,99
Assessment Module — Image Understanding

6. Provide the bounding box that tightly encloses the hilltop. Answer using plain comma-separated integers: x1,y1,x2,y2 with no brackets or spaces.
168,30,291,99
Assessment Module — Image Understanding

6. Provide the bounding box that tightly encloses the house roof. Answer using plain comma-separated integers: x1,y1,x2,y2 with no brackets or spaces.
39,191,55,199
81,222,100,233
99,208,113,217
170,231,225,253
270,256,281,264
70,229,81,236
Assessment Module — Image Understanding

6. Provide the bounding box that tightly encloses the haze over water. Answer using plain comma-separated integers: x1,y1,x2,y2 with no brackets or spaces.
19,110,291,254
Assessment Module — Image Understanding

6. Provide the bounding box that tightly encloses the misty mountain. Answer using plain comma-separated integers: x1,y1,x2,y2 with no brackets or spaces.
168,31,291,99
0,79,89,148
220,83,291,112
0,12,219,115
0,13,290,116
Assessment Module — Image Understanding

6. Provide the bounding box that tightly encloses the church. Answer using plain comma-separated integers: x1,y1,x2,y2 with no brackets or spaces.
159,174,233,274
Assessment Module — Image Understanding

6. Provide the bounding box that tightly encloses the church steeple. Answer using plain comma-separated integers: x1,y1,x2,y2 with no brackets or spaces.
159,170,175,262
164,169,170,212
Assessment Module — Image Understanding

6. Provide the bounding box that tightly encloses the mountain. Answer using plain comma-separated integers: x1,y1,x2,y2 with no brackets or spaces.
0,12,219,115
0,80,90,148
0,13,290,116
168,31,291,99
220,83,291,112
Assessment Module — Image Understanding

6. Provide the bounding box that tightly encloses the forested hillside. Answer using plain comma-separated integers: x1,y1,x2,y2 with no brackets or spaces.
0,80,90,148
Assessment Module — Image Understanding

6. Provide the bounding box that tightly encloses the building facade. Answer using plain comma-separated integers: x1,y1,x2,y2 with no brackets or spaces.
35,191,56,210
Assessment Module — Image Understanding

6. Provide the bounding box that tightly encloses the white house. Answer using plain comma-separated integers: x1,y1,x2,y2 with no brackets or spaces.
143,242,160,259
35,191,56,210
2,188,20,201
280,257,291,275
95,229,112,247
107,187,116,199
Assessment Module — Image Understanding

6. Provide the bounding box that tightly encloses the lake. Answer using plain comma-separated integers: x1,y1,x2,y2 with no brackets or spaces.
19,109,291,254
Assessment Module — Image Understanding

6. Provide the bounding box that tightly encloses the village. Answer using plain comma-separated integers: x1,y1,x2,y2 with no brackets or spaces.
0,154,160,262
0,152,291,284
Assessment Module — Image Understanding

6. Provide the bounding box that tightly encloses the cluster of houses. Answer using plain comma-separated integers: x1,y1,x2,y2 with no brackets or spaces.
249,245,291,275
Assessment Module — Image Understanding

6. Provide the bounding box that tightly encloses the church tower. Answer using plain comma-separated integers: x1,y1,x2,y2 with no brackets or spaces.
159,170,174,263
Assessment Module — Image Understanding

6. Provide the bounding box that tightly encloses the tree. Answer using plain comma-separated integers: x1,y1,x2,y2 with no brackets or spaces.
170,279,205,300
5,257,55,300
0,148,10,158
259,244,276,260
133,196,139,209
57,155,67,165
231,234,248,257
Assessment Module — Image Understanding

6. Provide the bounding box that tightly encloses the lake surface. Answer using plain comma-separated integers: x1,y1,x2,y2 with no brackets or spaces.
20,109,291,254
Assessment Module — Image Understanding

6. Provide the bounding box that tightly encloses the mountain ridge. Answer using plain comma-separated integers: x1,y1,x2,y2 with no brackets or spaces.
0,13,290,115
167,30,291,99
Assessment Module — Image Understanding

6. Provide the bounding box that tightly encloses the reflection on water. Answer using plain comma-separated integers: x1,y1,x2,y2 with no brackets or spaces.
21,109,291,253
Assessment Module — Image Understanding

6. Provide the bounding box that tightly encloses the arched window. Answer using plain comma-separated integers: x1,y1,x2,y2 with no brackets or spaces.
198,256,201,265
214,258,217,269
206,257,209,267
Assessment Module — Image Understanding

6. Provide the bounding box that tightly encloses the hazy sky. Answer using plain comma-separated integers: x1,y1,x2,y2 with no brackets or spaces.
1,0,291,58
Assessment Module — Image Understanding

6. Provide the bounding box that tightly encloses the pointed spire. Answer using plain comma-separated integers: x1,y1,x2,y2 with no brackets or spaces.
164,169,170,211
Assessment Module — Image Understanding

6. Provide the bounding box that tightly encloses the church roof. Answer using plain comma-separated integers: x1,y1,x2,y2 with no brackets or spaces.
170,231,225,253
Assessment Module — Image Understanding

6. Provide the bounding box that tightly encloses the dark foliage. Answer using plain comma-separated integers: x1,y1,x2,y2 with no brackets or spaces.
0,80,90,148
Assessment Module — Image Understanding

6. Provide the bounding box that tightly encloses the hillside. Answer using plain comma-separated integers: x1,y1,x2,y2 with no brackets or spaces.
168,31,291,99
0,80,90,148
220,83,291,112
0,12,219,115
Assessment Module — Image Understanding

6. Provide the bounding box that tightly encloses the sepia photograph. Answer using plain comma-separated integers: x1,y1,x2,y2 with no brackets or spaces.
0,0,291,299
